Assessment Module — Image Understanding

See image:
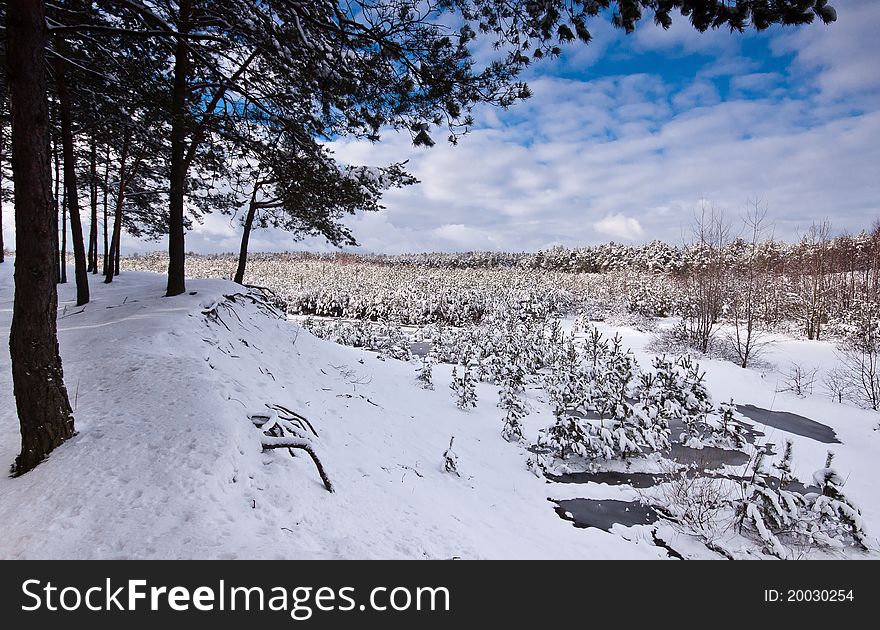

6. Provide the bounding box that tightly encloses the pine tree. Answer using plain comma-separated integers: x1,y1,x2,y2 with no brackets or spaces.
738,446,868,557
773,440,795,485
545,333,582,415
676,356,713,445
737,446,803,558
416,355,434,390
5,0,76,475
715,398,747,449
450,364,478,410
498,362,528,442
808,451,869,550
442,436,459,476
541,414,592,460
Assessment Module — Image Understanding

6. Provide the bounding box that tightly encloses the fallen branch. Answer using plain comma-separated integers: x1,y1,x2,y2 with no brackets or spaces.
261,436,334,493
59,307,86,319
267,403,319,437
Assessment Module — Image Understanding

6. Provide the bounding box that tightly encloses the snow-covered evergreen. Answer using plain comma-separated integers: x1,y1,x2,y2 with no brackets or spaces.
450,364,478,411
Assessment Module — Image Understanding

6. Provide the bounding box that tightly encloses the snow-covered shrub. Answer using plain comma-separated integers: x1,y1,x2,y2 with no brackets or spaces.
442,436,459,476
822,367,852,404
637,354,712,446
738,456,803,558
540,414,593,460
498,360,529,442
450,364,478,411
773,440,795,485
807,452,869,551
544,335,583,416
710,399,747,449
675,356,713,445
376,322,413,361
539,328,671,462
648,319,695,355
416,355,434,390
737,447,869,558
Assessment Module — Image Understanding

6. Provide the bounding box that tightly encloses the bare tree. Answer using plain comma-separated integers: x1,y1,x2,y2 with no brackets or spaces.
728,199,771,368
795,220,832,340
837,306,880,411
682,200,730,354
778,362,819,398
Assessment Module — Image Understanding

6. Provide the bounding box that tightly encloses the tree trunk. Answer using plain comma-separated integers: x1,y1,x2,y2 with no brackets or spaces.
6,0,75,475
87,139,98,273
166,0,192,297
55,46,89,305
60,163,67,284
101,143,109,275
0,120,4,264
104,132,130,284
52,141,60,283
234,189,260,285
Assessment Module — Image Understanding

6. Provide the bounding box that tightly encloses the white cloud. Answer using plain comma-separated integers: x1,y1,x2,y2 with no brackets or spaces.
593,213,644,241
772,0,880,103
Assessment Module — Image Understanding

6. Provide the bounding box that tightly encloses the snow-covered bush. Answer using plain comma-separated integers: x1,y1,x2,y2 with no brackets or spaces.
538,328,671,462
497,359,529,442
711,399,748,449
674,356,713,445
637,355,712,446
807,452,869,551
442,436,459,476
416,355,434,390
450,363,478,411
650,464,735,549
737,447,869,558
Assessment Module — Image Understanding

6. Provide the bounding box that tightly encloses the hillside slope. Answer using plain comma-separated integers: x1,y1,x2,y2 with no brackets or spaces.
0,264,661,559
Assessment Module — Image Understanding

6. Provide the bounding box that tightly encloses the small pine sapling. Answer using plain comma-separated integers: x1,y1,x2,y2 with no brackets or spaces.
498,365,528,442
416,355,434,390
450,364,478,410
541,414,592,460
677,356,713,446
442,436,459,476
773,440,795,485
738,446,869,557
714,398,747,449
737,446,802,559
807,451,869,550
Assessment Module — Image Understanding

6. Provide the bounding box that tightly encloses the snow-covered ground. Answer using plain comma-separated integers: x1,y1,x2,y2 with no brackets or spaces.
1,262,877,559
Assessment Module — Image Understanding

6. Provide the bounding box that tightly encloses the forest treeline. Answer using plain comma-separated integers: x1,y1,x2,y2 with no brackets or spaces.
208,222,880,278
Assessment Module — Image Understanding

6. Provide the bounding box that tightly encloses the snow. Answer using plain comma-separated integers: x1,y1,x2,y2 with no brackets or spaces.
0,264,662,559
1,263,877,559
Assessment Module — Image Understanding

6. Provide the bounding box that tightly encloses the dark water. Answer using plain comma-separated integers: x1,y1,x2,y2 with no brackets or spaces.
409,341,432,357
548,470,668,488
667,443,751,468
736,404,840,444
552,498,658,530
546,405,828,540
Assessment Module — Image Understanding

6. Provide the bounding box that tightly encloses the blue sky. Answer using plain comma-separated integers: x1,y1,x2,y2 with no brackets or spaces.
123,1,880,254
